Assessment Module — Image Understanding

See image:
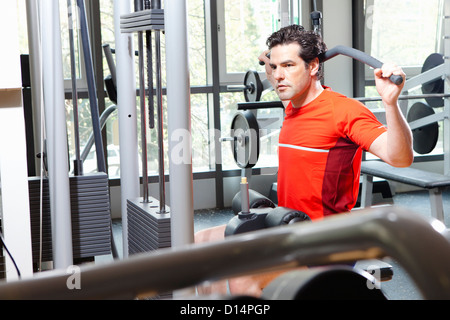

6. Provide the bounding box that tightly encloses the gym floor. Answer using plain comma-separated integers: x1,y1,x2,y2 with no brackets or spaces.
102,189,450,300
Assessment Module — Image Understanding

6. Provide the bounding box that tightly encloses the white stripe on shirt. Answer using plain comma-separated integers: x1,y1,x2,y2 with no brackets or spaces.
278,143,330,153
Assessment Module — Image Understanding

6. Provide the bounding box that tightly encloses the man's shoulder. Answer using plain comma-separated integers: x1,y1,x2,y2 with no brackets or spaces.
323,88,366,109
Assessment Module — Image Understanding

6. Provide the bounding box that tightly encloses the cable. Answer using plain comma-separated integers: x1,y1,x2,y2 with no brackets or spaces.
0,231,21,279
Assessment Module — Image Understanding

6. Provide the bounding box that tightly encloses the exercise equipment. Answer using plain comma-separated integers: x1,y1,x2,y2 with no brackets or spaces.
262,266,386,300
227,71,272,102
225,110,260,169
225,175,310,237
102,44,117,105
231,188,275,215
361,160,450,224
0,207,449,300
23,0,118,268
323,46,404,85
120,2,172,289
407,102,439,155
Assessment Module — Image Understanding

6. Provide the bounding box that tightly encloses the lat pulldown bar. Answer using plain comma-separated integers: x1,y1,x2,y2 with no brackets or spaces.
259,45,404,85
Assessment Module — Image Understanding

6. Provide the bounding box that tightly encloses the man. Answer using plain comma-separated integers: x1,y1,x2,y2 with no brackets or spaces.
259,24,413,220
195,24,413,296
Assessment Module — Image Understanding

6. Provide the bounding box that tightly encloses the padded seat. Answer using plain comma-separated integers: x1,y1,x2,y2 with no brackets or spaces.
360,161,450,224
361,161,450,189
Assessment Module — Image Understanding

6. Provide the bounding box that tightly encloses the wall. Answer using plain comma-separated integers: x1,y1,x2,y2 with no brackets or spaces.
322,0,354,97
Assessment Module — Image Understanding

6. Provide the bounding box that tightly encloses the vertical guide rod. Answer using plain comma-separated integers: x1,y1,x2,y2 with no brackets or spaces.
76,0,106,173
135,0,149,203
155,28,166,213
145,0,154,129
67,0,82,176
154,0,166,213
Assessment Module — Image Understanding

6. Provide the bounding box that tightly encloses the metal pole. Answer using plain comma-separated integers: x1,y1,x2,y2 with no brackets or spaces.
155,30,167,213
114,0,140,258
25,0,43,176
444,0,450,175
152,0,167,213
164,0,194,245
41,0,73,269
145,0,154,129
135,0,150,203
67,0,82,176
76,0,106,173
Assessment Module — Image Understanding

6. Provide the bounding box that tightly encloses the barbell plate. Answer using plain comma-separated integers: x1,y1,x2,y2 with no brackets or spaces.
230,110,260,168
421,53,445,108
407,102,439,155
243,70,263,102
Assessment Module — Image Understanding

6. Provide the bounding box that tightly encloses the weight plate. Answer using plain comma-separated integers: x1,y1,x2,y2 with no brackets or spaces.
243,71,263,102
230,110,260,168
407,102,439,155
421,53,444,108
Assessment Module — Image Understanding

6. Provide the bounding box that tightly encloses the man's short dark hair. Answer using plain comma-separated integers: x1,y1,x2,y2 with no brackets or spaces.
266,24,327,80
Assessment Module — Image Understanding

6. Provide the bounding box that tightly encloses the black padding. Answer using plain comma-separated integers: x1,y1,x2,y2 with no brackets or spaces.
264,207,311,227
231,189,275,215
361,161,450,189
262,267,387,300
104,75,117,104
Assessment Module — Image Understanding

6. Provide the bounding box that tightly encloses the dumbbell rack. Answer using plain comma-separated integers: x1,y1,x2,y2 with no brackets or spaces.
120,3,171,262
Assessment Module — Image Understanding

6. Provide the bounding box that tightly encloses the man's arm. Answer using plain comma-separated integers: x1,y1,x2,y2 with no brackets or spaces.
368,64,413,167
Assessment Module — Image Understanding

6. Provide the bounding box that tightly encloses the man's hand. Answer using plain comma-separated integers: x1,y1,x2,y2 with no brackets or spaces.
374,63,406,106
258,50,275,87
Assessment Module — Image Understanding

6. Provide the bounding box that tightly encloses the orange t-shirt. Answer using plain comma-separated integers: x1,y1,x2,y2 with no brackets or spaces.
277,88,386,220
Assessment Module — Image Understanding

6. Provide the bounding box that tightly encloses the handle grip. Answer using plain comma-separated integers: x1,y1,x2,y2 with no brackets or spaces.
323,45,403,85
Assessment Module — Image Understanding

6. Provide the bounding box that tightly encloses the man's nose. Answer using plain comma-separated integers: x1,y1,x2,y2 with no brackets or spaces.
273,67,284,80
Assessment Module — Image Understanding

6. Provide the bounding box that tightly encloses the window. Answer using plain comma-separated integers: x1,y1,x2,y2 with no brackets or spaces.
365,0,443,75
217,0,279,83
363,0,445,158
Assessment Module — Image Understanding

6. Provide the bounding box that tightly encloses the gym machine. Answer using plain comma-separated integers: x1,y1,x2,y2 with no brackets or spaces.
119,1,171,266
20,0,117,273
0,206,449,300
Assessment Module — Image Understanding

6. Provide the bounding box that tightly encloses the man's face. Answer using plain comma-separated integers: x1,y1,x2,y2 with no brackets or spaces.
269,43,317,104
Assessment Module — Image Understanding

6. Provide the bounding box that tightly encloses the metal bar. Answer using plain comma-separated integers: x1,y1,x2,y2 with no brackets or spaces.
155,29,166,213
408,111,445,130
165,0,195,249
429,188,445,223
102,44,116,86
146,30,154,129
113,0,140,258
41,0,73,269
67,0,82,176
80,105,117,163
137,26,149,203
355,93,450,102
403,64,445,92
360,174,373,208
0,207,449,299
77,0,106,173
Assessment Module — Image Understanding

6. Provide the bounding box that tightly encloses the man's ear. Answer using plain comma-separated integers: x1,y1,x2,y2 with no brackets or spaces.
309,57,320,77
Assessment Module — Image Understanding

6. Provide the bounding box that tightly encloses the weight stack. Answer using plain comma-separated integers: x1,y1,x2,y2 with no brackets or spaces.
127,197,171,299
28,172,112,265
